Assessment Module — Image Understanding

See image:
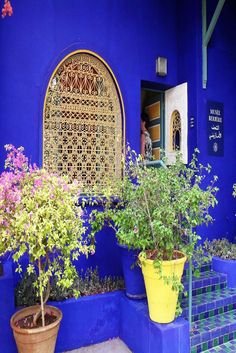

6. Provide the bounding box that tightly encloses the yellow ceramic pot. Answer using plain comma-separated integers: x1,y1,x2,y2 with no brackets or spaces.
139,251,186,323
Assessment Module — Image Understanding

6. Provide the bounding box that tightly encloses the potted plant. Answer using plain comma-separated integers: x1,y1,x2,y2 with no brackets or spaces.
91,147,218,323
0,145,92,353
203,184,236,288
204,238,236,288
88,151,146,300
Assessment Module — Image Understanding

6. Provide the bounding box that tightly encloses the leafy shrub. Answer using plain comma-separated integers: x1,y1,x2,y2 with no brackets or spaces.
90,147,218,261
204,238,236,260
0,145,92,326
15,267,124,306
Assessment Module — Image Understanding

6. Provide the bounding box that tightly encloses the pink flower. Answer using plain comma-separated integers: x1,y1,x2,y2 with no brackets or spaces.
2,0,13,18
34,179,42,188
2,220,9,227
63,184,69,191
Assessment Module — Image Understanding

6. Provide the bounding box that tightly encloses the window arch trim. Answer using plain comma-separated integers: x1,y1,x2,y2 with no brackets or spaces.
170,109,181,152
42,49,126,185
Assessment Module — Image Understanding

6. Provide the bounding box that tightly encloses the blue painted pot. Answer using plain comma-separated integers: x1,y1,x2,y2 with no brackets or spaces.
212,256,236,288
119,244,146,299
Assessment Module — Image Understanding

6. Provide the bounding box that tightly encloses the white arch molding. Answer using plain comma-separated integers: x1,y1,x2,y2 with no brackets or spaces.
165,83,188,164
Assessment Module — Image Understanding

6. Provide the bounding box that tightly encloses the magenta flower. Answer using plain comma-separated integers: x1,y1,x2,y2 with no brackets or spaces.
34,179,43,188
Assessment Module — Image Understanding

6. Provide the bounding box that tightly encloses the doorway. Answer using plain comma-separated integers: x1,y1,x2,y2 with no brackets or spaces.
141,82,188,164
141,88,165,160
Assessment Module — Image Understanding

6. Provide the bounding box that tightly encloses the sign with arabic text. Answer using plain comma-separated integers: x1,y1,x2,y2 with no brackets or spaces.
207,101,224,156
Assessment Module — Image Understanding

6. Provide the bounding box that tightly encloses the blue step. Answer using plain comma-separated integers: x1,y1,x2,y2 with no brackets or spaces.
187,265,236,353
184,263,212,277
202,338,236,352
183,271,227,297
182,288,236,321
191,309,236,351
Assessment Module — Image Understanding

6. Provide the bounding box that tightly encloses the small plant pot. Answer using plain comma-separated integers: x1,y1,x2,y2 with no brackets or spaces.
212,256,236,288
119,244,146,299
10,305,62,353
139,251,186,323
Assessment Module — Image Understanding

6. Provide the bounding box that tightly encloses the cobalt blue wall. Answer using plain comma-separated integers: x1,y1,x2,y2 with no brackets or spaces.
0,0,236,251
0,0,179,164
0,0,180,277
195,0,236,241
177,0,199,158
176,0,236,242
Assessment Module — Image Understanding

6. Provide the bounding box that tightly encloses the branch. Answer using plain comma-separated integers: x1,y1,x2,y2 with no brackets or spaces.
143,188,157,250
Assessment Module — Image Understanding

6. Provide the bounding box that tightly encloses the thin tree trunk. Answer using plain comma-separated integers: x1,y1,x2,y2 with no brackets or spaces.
38,258,45,327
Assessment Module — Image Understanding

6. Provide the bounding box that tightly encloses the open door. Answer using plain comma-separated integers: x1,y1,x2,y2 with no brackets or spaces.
165,83,188,164
141,88,164,161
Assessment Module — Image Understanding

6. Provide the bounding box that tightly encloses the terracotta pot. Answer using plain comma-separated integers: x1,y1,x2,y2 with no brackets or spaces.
10,305,62,353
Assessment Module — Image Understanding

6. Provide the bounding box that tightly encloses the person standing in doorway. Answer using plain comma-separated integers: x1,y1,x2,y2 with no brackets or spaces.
141,112,152,160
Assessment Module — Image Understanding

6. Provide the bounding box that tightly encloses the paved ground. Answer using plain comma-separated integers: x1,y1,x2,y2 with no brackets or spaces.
64,338,132,353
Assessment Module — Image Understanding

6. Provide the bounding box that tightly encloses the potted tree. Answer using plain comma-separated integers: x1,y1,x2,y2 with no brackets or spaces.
88,151,146,299
204,238,236,288
0,145,92,353
91,147,218,323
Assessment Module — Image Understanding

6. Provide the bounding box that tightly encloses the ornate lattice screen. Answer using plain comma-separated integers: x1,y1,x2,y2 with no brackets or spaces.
171,110,181,151
43,51,123,187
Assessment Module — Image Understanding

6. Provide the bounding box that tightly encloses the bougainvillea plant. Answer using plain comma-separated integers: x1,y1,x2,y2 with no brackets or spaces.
2,0,13,18
0,145,92,327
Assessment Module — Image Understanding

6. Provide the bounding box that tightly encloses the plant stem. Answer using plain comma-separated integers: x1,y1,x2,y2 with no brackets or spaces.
38,258,45,327
43,254,51,304
143,188,157,250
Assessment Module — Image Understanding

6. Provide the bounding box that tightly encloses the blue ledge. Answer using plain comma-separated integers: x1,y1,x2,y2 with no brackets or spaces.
52,291,122,353
120,295,190,353
0,262,16,353
0,263,190,353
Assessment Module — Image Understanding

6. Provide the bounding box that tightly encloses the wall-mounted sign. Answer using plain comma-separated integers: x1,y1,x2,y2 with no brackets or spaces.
207,101,224,156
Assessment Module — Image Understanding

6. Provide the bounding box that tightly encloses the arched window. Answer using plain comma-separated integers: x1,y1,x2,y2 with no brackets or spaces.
170,110,181,151
43,51,124,188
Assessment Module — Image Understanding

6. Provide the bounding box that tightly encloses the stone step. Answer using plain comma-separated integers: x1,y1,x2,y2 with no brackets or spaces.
190,309,236,351
182,288,236,321
183,271,227,297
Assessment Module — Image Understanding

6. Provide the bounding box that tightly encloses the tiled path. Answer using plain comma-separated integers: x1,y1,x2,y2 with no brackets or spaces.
64,338,132,353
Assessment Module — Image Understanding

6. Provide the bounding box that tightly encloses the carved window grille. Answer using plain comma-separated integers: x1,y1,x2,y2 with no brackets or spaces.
171,110,181,151
43,51,124,188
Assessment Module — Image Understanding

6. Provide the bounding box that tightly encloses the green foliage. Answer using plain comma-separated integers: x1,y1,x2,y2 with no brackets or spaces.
89,146,218,314
89,146,218,261
15,267,124,306
204,238,236,260
71,267,124,297
0,145,93,324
